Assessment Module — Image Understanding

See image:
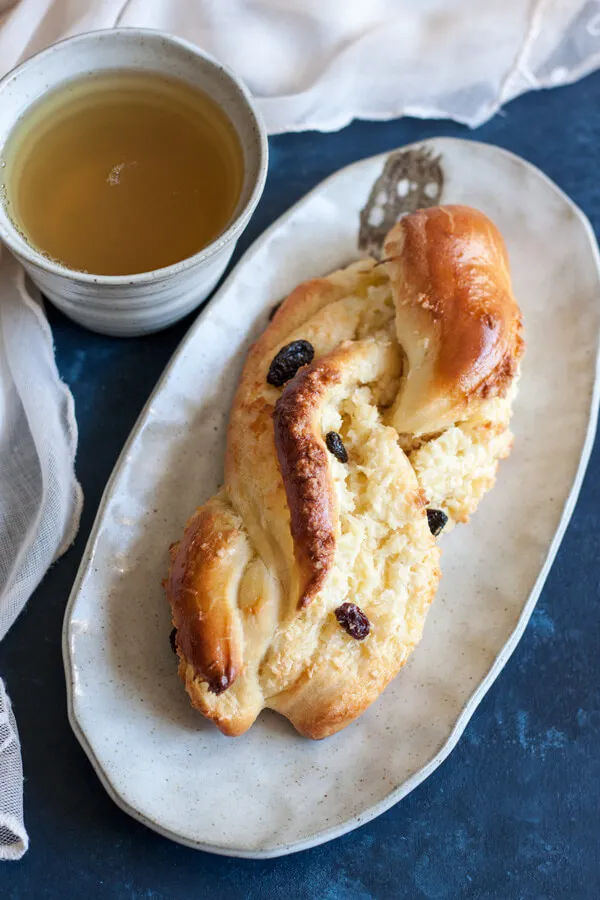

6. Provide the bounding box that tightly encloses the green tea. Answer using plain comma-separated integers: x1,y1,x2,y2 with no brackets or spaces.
1,70,244,275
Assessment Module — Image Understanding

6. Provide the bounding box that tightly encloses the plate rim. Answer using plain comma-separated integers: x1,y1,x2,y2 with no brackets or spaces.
62,136,600,858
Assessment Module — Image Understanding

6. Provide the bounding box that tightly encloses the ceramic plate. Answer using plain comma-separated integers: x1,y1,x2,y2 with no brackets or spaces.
63,138,600,857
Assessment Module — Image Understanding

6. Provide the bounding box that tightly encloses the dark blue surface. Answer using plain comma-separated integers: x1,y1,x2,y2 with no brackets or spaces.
2,71,600,899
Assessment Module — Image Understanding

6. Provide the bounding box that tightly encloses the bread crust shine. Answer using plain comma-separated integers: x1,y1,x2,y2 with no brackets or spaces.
164,205,524,739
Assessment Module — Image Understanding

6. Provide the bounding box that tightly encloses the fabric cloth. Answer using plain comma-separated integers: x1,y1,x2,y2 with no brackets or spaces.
0,680,27,859
0,0,598,862
0,248,82,861
0,0,598,133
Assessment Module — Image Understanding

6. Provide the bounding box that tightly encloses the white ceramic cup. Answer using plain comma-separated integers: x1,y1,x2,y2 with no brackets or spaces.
0,29,268,337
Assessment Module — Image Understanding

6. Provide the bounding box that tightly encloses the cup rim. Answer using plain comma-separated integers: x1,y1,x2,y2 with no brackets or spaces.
0,27,268,285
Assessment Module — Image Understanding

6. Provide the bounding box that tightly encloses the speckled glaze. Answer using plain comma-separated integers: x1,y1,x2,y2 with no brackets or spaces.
63,138,600,857
0,29,268,336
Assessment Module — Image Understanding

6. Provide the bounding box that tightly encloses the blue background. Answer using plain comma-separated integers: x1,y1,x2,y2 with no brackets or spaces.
1,69,600,899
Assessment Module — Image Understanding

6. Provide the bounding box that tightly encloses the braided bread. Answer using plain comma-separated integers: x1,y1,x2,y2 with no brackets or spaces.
165,205,524,739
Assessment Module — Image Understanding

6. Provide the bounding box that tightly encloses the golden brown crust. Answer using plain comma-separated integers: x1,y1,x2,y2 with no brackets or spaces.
166,493,248,695
273,359,342,608
386,205,522,392
385,205,524,435
164,205,524,739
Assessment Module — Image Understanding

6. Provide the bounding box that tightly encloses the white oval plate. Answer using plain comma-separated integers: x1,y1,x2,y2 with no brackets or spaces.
63,138,600,858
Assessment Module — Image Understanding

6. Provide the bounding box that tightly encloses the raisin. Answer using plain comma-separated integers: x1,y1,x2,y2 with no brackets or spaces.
268,300,283,321
267,340,314,387
208,674,231,695
169,628,178,654
427,508,448,536
335,602,370,640
325,431,348,463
